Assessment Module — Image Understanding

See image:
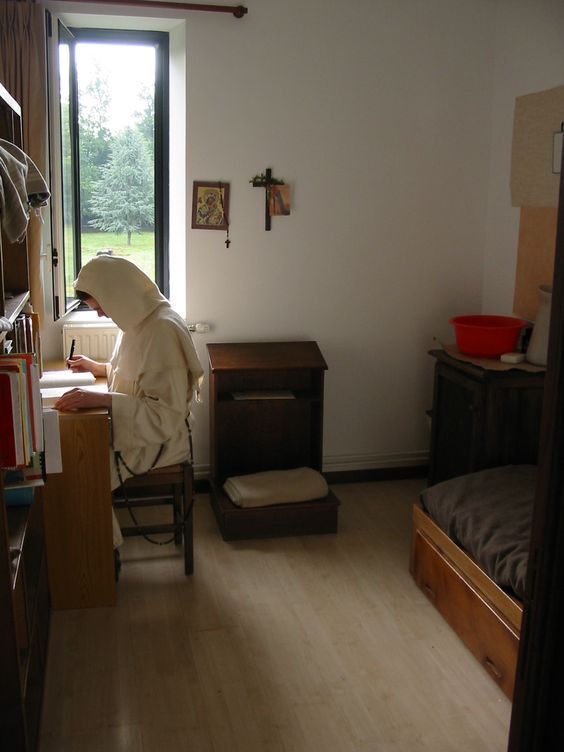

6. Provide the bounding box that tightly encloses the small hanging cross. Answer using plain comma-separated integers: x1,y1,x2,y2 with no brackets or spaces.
250,167,285,231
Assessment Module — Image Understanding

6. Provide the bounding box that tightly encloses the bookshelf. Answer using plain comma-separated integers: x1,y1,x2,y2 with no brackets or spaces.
0,83,30,329
0,83,50,751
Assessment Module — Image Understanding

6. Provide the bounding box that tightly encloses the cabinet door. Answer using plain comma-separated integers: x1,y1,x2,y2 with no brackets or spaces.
483,382,544,468
429,364,483,484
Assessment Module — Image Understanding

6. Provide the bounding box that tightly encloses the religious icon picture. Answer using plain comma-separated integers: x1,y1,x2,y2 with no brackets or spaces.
191,181,230,230
269,184,291,216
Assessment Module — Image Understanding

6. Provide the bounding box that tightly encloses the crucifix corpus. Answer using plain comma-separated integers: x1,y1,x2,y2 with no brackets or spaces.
250,168,286,230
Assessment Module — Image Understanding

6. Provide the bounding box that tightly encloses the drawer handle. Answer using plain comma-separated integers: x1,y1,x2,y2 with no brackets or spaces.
423,583,436,601
484,657,503,680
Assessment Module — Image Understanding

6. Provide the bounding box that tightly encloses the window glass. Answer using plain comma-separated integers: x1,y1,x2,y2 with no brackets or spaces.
75,42,156,281
51,26,168,317
57,26,79,308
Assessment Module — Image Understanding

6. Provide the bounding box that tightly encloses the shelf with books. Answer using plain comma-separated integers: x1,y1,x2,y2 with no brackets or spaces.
0,81,50,751
0,352,44,470
2,291,31,328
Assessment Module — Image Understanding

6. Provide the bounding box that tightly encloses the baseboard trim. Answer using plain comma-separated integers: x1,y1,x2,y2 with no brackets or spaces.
324,465,428,484
193,450,429,492
322,451,428,484
322,450,428,473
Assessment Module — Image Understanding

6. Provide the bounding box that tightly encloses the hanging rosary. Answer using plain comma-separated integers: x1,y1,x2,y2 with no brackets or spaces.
218,181,230,248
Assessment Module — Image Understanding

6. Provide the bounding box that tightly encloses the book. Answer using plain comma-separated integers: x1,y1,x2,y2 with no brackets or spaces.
39,370,96,388
0,371,25,468
29,311,43,376
42,408,63,474
4,486,35,506
40,383,108,403
0,360,31,464
4,451,45,486
30,362,43,451
0,353,43,452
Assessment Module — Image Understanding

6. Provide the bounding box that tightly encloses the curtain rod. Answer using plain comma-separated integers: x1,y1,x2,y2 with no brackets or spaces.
56,1,248,18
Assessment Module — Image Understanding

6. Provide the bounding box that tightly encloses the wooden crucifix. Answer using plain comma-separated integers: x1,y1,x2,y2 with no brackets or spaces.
250,167,285,230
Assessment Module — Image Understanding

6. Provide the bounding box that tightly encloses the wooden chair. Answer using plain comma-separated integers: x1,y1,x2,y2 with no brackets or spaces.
112,462,194,574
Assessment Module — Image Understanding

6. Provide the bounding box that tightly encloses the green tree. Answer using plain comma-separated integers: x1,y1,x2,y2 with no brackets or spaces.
89,127,154,245
78,69,113,226
134,86,154,158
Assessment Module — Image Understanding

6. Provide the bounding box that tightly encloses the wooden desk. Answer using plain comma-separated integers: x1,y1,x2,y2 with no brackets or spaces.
41,368,116,609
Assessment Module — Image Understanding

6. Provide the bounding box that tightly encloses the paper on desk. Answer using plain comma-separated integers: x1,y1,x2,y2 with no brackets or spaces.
39,370,96,388
41,383,108,400
42,408,62,474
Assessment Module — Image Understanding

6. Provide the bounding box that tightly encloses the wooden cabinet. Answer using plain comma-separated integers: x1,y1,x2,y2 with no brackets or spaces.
428,349,545,485
1,83,50,751
207,341,339,540
0,494,50,750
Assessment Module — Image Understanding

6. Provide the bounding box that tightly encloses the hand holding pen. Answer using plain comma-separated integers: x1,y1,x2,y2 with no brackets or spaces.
66,352,109,378
66,338,76,368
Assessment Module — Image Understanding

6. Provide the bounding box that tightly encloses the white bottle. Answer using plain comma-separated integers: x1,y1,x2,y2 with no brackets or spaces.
526,284,553,366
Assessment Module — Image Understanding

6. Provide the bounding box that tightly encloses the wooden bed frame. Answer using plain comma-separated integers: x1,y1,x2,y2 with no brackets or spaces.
410,502,523,699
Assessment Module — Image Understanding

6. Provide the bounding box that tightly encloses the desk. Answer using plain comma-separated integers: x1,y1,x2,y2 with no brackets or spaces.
41,366,116,609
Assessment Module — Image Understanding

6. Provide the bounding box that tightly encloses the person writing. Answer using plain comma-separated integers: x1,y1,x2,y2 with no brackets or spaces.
54,255,204,557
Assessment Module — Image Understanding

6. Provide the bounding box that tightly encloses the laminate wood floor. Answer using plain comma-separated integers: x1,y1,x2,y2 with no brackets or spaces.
40,480,511,751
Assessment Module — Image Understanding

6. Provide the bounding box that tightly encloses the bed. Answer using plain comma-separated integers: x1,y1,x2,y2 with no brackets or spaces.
410,464,536,699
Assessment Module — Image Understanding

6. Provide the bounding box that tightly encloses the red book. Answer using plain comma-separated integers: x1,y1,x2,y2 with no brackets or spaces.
0,359,31,463
0,353,42,451
0,371,25,468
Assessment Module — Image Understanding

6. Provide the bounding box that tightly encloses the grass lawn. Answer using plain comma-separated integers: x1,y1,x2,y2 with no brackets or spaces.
81,231,155,280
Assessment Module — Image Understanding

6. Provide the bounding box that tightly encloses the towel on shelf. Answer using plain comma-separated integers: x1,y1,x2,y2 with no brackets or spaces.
0,138,50,243
223,466,329,508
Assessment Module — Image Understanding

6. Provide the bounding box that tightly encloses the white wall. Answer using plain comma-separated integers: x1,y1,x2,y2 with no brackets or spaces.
184,0,494,472
43,0,563,476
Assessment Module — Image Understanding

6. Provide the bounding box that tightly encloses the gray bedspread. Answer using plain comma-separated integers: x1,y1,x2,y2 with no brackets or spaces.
420,465,536,600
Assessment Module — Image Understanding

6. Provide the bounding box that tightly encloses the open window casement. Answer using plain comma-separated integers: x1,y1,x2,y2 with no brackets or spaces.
46,15,81,319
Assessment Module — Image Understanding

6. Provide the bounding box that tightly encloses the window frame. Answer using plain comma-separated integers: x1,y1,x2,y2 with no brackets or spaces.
48,24,170,317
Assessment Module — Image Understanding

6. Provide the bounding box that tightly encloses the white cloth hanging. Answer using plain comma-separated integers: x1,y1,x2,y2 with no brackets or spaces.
0,138,50,243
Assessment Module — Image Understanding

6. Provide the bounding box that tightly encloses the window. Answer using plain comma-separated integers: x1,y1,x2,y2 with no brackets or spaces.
49,23,169,316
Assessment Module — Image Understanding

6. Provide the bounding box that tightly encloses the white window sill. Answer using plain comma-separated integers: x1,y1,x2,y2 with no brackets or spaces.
62,309,115,326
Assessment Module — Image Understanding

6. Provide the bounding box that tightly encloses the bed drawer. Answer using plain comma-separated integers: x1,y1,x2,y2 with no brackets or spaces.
412,529,519,699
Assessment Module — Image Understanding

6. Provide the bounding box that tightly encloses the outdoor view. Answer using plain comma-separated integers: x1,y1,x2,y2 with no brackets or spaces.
61,40,157,301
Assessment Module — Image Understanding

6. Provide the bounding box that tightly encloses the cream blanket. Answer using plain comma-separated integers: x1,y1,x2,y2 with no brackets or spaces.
223,467,329,508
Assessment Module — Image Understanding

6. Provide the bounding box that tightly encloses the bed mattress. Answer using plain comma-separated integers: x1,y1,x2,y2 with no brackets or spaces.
420,464,536,599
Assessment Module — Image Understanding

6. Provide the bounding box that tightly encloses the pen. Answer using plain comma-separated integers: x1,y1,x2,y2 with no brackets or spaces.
67,338,76,368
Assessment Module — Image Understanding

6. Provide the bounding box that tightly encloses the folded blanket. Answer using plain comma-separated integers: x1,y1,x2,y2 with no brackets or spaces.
223,467,329,508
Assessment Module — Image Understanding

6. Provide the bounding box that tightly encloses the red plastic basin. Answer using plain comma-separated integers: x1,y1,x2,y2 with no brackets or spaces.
450,315,526,358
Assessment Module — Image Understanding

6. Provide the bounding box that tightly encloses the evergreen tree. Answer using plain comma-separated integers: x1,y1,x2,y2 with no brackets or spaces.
78,69,112,226
134,86,154,158
89,127,154,245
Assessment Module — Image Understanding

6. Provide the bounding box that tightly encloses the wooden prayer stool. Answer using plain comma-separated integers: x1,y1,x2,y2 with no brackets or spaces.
207,341,339,541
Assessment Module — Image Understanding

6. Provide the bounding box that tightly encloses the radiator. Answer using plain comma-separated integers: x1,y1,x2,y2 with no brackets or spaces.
63,322,118,361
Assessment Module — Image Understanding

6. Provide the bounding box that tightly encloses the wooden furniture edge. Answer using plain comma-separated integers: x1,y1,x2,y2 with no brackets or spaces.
410,502,523,633
209,482,339,540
